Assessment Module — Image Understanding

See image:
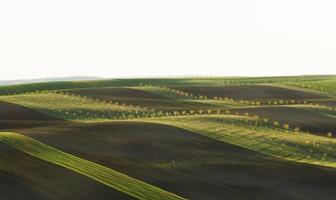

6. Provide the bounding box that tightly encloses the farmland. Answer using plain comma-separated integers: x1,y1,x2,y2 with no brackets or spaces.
1,75,336,199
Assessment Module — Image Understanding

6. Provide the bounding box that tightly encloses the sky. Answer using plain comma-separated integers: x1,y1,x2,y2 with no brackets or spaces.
1,0,336,80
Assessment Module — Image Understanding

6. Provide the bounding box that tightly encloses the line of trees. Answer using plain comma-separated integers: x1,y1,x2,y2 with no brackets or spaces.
2,88,335,138
140,84,333,108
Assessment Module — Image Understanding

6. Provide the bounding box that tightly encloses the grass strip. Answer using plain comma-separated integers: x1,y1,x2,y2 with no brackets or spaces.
0,132,185,200
143,115,336,168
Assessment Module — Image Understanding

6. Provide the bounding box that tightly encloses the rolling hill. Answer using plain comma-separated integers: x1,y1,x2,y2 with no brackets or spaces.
1,75,336,199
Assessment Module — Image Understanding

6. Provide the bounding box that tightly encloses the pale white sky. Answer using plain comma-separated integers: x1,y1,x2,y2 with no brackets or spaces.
0,0,336,80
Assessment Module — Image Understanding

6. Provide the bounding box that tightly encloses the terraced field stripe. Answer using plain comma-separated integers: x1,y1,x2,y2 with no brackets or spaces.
0,132,185,200
144,116,336,168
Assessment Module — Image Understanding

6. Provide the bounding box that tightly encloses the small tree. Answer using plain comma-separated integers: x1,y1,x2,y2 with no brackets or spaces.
327,132,333,138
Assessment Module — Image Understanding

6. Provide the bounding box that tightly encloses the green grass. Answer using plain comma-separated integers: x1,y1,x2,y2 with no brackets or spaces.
136,86,252,107
63,86,223,112
185,99,244,108
279,76,336,95
1,75,336,169
1,75,336,199
1,89,335,137
307,79,336,94
1,75,334,95
226,104,336,135
0,142,134,200
0,132,185,200
137,85,331,107
143,115,336,168
2,90,334,135
0,92,154,121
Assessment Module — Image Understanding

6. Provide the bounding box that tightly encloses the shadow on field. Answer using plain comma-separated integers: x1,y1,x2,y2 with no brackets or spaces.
1,101,336,200
171,85,327,100
232,106,336,135
0,142,133,200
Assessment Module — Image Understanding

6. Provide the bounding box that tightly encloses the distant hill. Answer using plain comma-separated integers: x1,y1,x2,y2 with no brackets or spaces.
0,76,102,86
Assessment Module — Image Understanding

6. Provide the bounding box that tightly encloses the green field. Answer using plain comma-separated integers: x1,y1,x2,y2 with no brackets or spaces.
0,132,184,200
1,75,336,199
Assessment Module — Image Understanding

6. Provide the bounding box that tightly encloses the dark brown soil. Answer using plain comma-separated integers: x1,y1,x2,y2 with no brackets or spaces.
0,101,63,130
309,99,336,107
172,85,327,100
0,143,134,200
2,99,336,200
66,87,169,100
231,106,336,135
0,101,56,121
16,121,336,200
66,87,217,111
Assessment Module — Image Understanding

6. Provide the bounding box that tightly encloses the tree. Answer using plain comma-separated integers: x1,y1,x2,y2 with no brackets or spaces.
327,132,333,138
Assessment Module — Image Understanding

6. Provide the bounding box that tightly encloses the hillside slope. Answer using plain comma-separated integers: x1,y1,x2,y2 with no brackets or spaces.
17,120,336,200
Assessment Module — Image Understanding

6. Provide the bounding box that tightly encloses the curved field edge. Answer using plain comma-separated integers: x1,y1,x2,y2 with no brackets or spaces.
2,91,336,126
0,75,333,94
139,116,336,168
0,142,135,200
0,132,185,200
0,92,153,121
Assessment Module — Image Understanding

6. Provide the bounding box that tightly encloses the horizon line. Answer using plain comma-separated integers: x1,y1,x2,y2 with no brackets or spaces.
1,73,336,82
